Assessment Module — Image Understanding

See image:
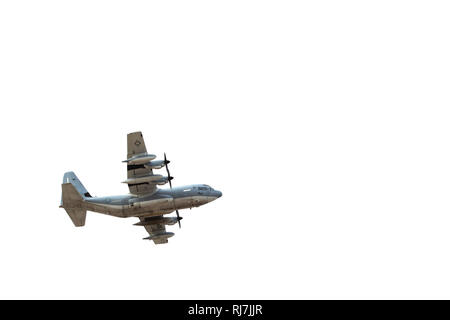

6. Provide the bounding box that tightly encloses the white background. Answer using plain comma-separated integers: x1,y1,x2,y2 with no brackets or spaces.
0,1,449,299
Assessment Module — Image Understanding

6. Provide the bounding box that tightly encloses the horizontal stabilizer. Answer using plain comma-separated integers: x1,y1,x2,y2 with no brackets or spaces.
61,183,86,227
64,208,87,227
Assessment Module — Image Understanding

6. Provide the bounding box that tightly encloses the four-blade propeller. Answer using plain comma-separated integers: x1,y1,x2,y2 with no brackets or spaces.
164,152,181,228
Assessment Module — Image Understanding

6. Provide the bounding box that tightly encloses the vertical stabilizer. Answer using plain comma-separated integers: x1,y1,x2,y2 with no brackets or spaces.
61,172,91,200
60,172,89,227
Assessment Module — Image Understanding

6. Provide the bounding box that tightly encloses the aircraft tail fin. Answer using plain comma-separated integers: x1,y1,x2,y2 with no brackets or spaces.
61,171,92,200
60,172,90,227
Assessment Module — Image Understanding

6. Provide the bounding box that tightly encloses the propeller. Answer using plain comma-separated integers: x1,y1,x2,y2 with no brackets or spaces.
164,152,181,228
164,152,173,188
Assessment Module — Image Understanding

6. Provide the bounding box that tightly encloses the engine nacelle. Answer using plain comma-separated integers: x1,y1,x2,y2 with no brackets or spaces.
122,174,163,184
154,176,173,185
144,160,166,169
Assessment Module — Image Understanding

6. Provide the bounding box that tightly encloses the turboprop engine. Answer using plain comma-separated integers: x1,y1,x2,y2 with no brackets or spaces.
122,174,173,185
154,176,173,185
144,160,166,169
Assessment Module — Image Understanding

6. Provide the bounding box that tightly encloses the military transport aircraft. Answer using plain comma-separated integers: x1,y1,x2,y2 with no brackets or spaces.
59,131,222,244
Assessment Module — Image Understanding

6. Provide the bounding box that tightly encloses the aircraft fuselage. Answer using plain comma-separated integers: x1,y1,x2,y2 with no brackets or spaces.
82,184,222,218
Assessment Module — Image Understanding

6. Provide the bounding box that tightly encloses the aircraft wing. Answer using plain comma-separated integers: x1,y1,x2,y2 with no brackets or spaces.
139,216,175,245
125,132,157,195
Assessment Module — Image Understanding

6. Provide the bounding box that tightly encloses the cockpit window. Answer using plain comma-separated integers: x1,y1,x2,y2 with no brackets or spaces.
199,187,208,191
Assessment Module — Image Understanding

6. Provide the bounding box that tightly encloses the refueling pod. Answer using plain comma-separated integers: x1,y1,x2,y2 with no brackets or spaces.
123,153,157,165
143,232,174,241
134,216,181,226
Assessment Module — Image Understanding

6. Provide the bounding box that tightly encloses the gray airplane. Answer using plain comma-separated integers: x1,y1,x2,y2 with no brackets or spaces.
59,131,222,244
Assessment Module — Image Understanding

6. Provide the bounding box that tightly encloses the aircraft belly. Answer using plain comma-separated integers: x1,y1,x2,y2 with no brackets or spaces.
173,196,191,208
86,195,210,217
139,199,171,209
124,197,175,217
85,202,126,217
129,197,172,209
175,195,209,208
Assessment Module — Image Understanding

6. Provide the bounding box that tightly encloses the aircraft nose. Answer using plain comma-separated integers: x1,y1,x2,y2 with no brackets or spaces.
216,190,222,198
